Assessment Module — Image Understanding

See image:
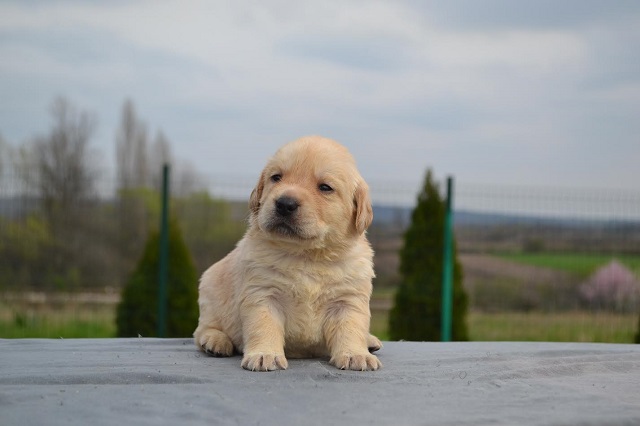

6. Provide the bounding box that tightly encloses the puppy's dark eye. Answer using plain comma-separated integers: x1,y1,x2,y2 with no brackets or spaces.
319,183,333,192
270,174,282,183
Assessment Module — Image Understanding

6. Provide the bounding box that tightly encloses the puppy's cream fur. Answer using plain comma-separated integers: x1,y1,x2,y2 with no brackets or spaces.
194,136,382,371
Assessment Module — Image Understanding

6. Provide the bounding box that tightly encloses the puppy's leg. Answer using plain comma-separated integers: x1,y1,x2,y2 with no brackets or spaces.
240,301,288,372
194,326,234,357
324,302,382,371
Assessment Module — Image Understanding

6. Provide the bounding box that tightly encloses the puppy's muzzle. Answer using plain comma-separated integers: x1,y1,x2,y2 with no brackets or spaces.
275,196,299,217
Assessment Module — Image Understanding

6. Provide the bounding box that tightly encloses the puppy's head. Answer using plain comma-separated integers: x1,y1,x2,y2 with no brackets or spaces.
249,136,372,251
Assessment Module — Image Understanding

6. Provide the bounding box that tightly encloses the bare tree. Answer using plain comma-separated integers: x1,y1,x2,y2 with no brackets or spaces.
0,134,17,199
116,100,205,195
12,97,101,290
116,99,148,190
149,129,172,190
150,130,204,195
0,134,6,179
24,97,97,222
175,159,205,196
114,100,158,281
116,100,135,189
133,125,148,188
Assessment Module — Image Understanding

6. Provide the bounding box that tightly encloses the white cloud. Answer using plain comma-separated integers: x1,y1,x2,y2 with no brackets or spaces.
0,0,639,193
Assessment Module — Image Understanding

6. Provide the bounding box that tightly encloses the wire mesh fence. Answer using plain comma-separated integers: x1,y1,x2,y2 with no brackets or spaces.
1,170,639,342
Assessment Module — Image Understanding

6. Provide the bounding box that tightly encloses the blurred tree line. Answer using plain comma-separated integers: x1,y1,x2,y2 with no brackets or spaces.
0,97,246,292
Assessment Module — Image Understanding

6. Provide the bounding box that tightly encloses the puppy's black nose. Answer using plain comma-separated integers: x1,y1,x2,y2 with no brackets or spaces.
275,196,299,217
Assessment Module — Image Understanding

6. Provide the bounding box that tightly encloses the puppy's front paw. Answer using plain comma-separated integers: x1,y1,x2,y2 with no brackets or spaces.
367,334,383,353
241,352,288,372
330,352,381,371
195,328,234,357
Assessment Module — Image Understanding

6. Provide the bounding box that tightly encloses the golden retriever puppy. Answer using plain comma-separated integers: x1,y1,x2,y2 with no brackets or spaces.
193,135,382,371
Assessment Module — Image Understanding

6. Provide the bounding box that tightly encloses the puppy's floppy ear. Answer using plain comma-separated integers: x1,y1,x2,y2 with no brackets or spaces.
249,171,265,215
354,180,373,234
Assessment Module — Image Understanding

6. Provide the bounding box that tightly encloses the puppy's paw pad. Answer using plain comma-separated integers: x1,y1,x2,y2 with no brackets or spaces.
241,352,288,372
196,329,234,357
203,347,231,357
331,353,382,371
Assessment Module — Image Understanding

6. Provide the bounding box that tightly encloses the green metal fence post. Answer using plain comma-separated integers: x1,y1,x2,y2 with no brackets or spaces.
441,176,454,342
157,164,170,337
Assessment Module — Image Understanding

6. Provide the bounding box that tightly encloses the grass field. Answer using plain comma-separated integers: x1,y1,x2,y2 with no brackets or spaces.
370,309,638,343
0,302,116,338
467,311,638,343
1,299,638,344
496,252,640,278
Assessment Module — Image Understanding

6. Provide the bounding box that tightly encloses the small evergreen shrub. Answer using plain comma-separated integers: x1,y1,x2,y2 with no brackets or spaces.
116,221,198,337
388,170,469,341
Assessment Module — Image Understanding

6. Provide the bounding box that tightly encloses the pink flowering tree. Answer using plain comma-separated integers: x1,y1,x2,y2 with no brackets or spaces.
580,260,640,312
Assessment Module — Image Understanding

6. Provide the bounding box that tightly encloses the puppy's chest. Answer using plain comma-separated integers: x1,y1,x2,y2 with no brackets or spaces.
276,270,343,348
270,260,369,313
280,270,338,311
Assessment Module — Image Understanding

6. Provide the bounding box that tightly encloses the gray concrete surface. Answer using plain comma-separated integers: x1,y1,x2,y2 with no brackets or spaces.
1,338,640,425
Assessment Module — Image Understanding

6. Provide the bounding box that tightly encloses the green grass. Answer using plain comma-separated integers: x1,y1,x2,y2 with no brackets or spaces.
2,298,637,344
371,309,638,343
496,252,640,278
0,304,116,338
468,311,637,343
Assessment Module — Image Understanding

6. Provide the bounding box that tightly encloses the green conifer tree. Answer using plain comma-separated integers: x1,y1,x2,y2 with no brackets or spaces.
388,170,469,341
116,221,198,337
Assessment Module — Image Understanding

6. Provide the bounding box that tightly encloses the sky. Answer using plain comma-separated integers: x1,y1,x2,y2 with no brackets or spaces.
1,0,639,206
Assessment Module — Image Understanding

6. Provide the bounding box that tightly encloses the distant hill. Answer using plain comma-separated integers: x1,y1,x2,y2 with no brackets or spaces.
372,205,640,229
1,197,638,230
